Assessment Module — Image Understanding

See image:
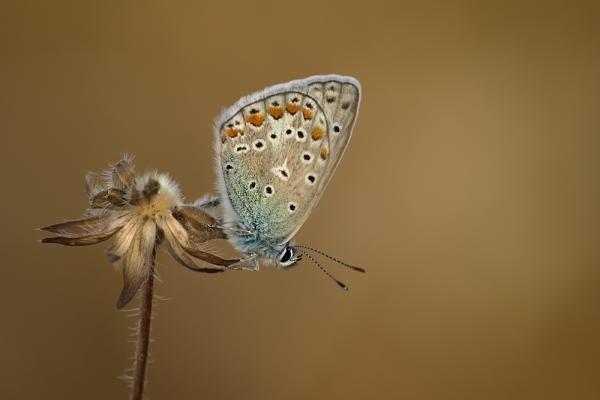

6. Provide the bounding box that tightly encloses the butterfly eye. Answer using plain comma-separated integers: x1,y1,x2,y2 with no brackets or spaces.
285,128,293,136
235,145,249,154
264,185,274,197
305,173,316,185
280,248,292,262
225,163,234,172
333,124,342,133
278,246,296,267
248,181,257,190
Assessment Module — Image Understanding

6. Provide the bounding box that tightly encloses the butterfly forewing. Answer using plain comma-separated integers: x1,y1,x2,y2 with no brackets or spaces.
215,75,360,244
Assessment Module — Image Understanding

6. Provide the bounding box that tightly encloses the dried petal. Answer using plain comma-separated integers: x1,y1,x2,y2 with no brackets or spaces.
85,172,105,197
40,215,110,236
193,194,224,222
172,205,227,242
110,219,142,259
41,228,119,246
161,213,191,245
194,194,221,209
162,215,224,273
165,239,224,273
90,188,127,209
111,159,135,190
182,245,239,267
116,220,157,309
129,186,142,206
177,205,217,225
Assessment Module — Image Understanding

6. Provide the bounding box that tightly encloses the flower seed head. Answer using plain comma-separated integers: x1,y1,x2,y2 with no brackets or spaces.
41,157,240,309
133,172,182,220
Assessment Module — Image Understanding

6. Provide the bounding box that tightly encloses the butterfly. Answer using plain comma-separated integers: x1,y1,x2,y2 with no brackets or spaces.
198,75,364,287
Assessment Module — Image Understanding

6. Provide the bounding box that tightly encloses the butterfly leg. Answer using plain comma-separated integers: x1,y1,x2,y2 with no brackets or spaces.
192,196,254,237
194,194,221,209
225,254,260,271
219,226,254,236
190,194,226,226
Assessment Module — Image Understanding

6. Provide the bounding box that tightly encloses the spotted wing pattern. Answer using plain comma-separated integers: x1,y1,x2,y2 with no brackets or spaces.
214,75,360,244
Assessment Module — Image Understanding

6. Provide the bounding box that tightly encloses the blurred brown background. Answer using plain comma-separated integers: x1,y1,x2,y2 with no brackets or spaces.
2,1,600,399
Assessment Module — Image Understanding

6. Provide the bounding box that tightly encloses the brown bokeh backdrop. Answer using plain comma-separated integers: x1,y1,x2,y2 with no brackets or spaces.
2,1,600,399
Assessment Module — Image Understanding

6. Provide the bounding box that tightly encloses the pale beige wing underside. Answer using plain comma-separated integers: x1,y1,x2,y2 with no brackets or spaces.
215,76,360,243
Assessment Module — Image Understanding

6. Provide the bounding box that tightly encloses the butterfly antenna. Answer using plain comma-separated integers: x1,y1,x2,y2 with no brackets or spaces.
296,245,366,273
298,250,348,291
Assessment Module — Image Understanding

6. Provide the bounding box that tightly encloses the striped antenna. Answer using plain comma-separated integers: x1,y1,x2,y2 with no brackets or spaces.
298,250,348,291
295,245,365,273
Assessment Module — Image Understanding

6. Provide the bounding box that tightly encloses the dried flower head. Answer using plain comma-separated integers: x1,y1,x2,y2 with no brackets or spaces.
41,157,238,308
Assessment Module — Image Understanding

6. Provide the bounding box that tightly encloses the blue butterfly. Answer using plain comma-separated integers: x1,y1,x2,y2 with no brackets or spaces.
200,75,364,287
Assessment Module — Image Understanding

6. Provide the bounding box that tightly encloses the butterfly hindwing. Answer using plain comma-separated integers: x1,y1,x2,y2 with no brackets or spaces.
215,75,360,246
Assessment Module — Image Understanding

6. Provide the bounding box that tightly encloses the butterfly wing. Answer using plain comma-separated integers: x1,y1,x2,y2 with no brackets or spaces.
214,75,360,245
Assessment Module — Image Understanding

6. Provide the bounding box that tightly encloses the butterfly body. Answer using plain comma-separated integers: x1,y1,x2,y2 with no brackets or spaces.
213,75,361,267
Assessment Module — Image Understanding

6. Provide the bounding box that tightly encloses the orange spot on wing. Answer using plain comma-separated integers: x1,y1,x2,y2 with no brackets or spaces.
286,102,299,114
311,126,326,141
267,106,284,119
225,127,237,138
220,133,227,143
302,107,313,120
245,113,265,127
320,147,329,160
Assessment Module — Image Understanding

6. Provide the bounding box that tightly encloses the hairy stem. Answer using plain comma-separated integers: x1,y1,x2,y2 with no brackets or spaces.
131,259,155,400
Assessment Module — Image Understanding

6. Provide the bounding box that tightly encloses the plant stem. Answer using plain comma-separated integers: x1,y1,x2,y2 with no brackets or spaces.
131,260,155,400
